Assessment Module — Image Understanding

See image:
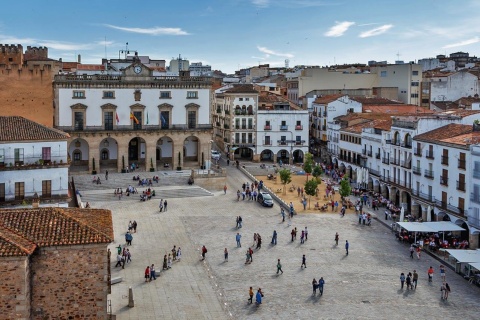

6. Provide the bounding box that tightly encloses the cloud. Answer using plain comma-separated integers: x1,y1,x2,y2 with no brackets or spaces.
0,35,36,45
252,0,270,7
251,56,266,60
443,37,480,49
359,24,393,38
324,21,355,37
257,46,294,58
104,24,189,36
38,40,93,51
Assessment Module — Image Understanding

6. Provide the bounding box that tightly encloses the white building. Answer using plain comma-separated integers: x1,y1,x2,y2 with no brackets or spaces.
469,144,480,247
429,70,479,104
189,62,212,77
0,116,69,203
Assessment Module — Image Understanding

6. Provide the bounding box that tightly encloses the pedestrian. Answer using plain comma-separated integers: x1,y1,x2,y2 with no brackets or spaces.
276,259,283,274
237,190,240,201
201,245,207,260
159,199,164,212
287,212,292,227
128,221,133,232
358,211,362,224
294,227,297,240
105,170,108,180
291,229,295,242
248,287,254,304
409,245,415,259
236,216,240,229
164,200,168,212
318,277,325,295
253,233,257,247
115,254,123,268
406,272,412,290
440,283,447,300
312,278,318,295
302,198,307,210
177,247,182,261
256,288,264,305
248,247,253,263
236,233,242,247
116,244,122,255
224,248,228,262
271,230,277,245
256,234,262,249
163,254,168,270
125,232,133,245
281,208,285,222
238,216,243,228
150,264,156,281
132,220,137,233
440,265,446,282
444,283,450,300
126,249,132,263
416,246,421,259
335,232,339,246
304,227,308,241
412,270,418,289
301,254,307,269
145,266,150,282
345,240,349,255
400,273,405,289
167,254,172,269
172,245,177,260
300,230,305,244
245,249,251,264
428,266,434,282
334,201,338,212
385,210,389,220
224,184,227,194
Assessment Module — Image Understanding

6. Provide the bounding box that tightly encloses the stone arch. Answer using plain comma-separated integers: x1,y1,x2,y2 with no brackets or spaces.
373,179,380,193
99,137,118,170
183,135,199,163
347,165,353,179
260,149,274,162
393,131,401,145
69,138,89,172
247,105,253,115
293,149,304,163
241,105,247,114
235,105,241,115
368,176,374,190
400,190,411,213
157,136,174,168
128,137,146,167
234,147,254,160
338,162,346,173
404,133,412,147
277,149,290,164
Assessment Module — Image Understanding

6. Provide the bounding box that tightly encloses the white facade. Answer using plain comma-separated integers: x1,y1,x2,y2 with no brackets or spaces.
469,145,480,231
0,140,69,202
430,71,479,103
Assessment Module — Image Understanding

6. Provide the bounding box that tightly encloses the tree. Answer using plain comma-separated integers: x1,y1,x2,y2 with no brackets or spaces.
312,165,323,180
279,168,292,194
303,152,314,181
304,179,318,209
339,176,352,200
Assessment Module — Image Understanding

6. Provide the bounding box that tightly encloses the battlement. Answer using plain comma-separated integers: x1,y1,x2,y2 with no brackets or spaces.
25,46,48,61
0,44,23,53
0,44,23,65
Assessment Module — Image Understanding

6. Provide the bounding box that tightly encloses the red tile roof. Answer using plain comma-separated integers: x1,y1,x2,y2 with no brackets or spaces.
313,94,346,104
363,105,434,114
224,84,258,94
413,124,480,146
351,97,403,105
0,116,70,142
0,208,113,257
76,64,106,71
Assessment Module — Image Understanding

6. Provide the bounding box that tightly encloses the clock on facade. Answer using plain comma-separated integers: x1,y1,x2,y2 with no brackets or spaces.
134,65,142,74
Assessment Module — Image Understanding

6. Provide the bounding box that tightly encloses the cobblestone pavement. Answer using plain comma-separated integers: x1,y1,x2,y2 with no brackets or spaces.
89,165,480,320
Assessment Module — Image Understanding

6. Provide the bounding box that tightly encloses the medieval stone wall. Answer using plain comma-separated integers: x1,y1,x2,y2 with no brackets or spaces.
0,256,30,320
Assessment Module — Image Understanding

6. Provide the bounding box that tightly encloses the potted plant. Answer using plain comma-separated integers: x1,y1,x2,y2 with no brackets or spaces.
121,155,126,173
176,151,182,171
150,157,155,172
92,157,97,174
201,152,205,169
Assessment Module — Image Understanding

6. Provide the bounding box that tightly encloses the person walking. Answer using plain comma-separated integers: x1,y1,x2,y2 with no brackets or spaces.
416,246,421,259
281,208,285,222
125,232,133,246
440,283,447,300
400,273,406,289
335,232,339,246
276,259,283,274
271,230,277,245
412,270,419,289
300,230,305,244
301,254,307,269
145,266,150,282
132,220,137,233
105,170,108,181
164,199,168,212
126,249,132,263
163,255,168,270
291,229,295,242
236,233,242,247
256,288,264,305
150,264,157,281
159,199,164,212
201,245,207,260
248,287,254,304
409,245,415,259
406,272,412,290
224,248,228,262
115,254,123,268
177,247,182,261
304,227,308,241
312,278,318,296
224,184,227,194
428,266,434,282
345,240,349,255
248,247,253,263
440,265,446,282
318,277,325,295
167,254,172,269
444,283,450,300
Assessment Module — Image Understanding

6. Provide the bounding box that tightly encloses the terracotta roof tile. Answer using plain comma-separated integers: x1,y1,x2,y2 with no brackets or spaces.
76,64,106,71
362,105,434,114
413,124,475,145
0,116,70,142
0,208,113,256
351,97,403,105
224,84,258,94
313,94,346,104
0,228,37,257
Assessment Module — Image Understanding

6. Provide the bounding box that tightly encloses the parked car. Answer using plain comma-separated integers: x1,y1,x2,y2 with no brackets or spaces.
211,150,221,160
257,192,274,207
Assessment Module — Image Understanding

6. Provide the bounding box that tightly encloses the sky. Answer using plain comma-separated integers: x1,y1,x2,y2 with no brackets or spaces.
1,0,480,74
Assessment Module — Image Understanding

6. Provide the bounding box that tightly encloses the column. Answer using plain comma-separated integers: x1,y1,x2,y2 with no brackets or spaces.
146,141,157,172
117,143,129,173
90,144,100,174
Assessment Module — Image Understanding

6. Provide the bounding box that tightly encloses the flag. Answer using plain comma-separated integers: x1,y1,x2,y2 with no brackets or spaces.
115,112,120,124
146,111,149,125
130,112,139,124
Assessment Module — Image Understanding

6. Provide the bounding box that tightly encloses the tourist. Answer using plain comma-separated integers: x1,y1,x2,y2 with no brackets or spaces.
256,234,262,249
410,245,415,259
400,273,406,289
291,229,295,242
301,254,307,269
345,240,349,255
167,254,172,269
248,287,254,304
281,208,285,222
163,255,168,270
428,266,434,282
271,230,277,245
164,199,168,212
440,283,447,300
177,247,182,261
115,254,123,268
132,220,137,233
224,184,227,194
440,265,446,282
125,232,133,246
224,248,228,262
412,270,418,289
335,232,339,246
276,259,283,274
256,288,264,305
406,272,412,290
150,264,156,281
318,277,325,295
304,227,308,241
201,245,207,260
312,278,318,295
126,249,131,263
236,233,242,247
145,266,150,282
300,230,305,244
172,246,177,260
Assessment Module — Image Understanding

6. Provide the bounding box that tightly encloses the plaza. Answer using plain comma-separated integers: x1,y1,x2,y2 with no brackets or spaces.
80,166,480,319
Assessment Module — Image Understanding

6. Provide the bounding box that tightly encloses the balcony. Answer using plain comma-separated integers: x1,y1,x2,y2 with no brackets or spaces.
369,168,380,176
426,150,434,159
263,140,272,146
295,140,306,145
401,160,411,169
435,200,464,216
278,140,287,145
0,156,68,171
413,166,421,175
264,125,271,130
367,150,373,157
375,153,380,159
414,148,422,156
424,169,434,179
401,142,412,149
393,140,401,146
440,176,448,186
380,176,392,183
382,157,389,164
456,181,466,191
295,125,303,130
458,159,466,170
412,189,435,202
390,158,400,166
279,125,288,131
390,178,412,189
441,156,449,165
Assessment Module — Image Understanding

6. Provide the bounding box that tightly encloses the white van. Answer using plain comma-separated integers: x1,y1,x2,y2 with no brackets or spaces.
211,150,221,160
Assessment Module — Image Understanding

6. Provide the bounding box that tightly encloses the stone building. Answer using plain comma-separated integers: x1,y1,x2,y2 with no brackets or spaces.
53,63,213,173
0,207,113,319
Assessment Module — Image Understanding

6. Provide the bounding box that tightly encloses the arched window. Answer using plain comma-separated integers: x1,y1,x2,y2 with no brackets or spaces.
73,150,82,162
101,149,109,160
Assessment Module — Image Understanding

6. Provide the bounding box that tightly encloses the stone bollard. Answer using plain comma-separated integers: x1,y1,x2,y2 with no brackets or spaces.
128,286,134,307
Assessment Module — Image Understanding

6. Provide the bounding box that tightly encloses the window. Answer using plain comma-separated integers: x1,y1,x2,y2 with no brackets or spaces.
15,182,24,200
42,147,51,162
160,91,171,99
248,118,253,129
235,133,240,143
187,91,198,99
248,133,253,144
411,93,419,98
104,111,114,130
0,149,4,165
73,90,85,99
235,118,240,129
239,98,243,101
265,136,271,145
133,111,142,130
73,150,81,162
160,111,170,129
412,71,419,76
296,136,301,144
101,149,109,160
245,98,250,101
188,111,196,128
0,183,4,202
103,91,115,99
242,118,246,129
380,71,387,77
74,112,84,130
411,82,419,86
241,133,246,143
14,148,24,165
42,180,52,198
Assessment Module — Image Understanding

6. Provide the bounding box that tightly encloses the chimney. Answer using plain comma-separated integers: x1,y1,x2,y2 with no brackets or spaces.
78,54,81,64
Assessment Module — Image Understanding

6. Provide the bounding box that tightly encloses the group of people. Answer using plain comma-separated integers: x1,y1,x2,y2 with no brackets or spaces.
115,245,132,269
236,181,261,201
158,199,168,212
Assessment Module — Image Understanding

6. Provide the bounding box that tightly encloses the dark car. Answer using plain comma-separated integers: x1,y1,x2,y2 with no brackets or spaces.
257,192,274,207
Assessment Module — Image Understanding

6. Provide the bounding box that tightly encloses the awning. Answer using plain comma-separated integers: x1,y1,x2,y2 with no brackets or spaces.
422,221,465,232
469,262,480,270
445,249,480,263
445,213,465,226
397,222,433,232
469,226,480,235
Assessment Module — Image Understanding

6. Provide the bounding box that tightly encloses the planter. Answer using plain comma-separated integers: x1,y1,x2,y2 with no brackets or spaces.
92,170,97,174
176,167,182,171
200,165,205,169
149,168,155,172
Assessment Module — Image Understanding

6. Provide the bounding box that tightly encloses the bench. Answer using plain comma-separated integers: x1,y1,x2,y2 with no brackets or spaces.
111,277,123,285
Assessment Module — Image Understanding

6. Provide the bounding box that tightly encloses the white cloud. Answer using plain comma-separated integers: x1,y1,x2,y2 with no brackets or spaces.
251,56,266,60
443,37,480,49
324,21,355,37
252,0,270,7
257,46,294,58
104,24,189,36
0,35,36,45
359,24,393,38
38,40,93,51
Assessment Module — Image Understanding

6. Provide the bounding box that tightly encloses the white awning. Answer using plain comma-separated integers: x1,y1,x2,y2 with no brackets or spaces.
469,226,480,235
422,221,465,232
469,262,480,270
445,249,480,263
446,213,465,226
396,222,433,233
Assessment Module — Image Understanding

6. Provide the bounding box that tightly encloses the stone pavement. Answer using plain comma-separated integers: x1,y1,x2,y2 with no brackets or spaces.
85,164,480,319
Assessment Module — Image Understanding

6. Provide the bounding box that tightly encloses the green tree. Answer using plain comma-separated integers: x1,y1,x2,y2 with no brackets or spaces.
279,168,292,194
339,176,352,200
303,152,314,181
304,179,318,209
312,165,323,179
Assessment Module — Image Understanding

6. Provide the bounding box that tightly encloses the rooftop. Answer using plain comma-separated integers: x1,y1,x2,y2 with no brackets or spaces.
313,94,346,104
363,105,434,114
223,84,258,94
351,97,403,105
0,116,70,142
413,123,480,146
